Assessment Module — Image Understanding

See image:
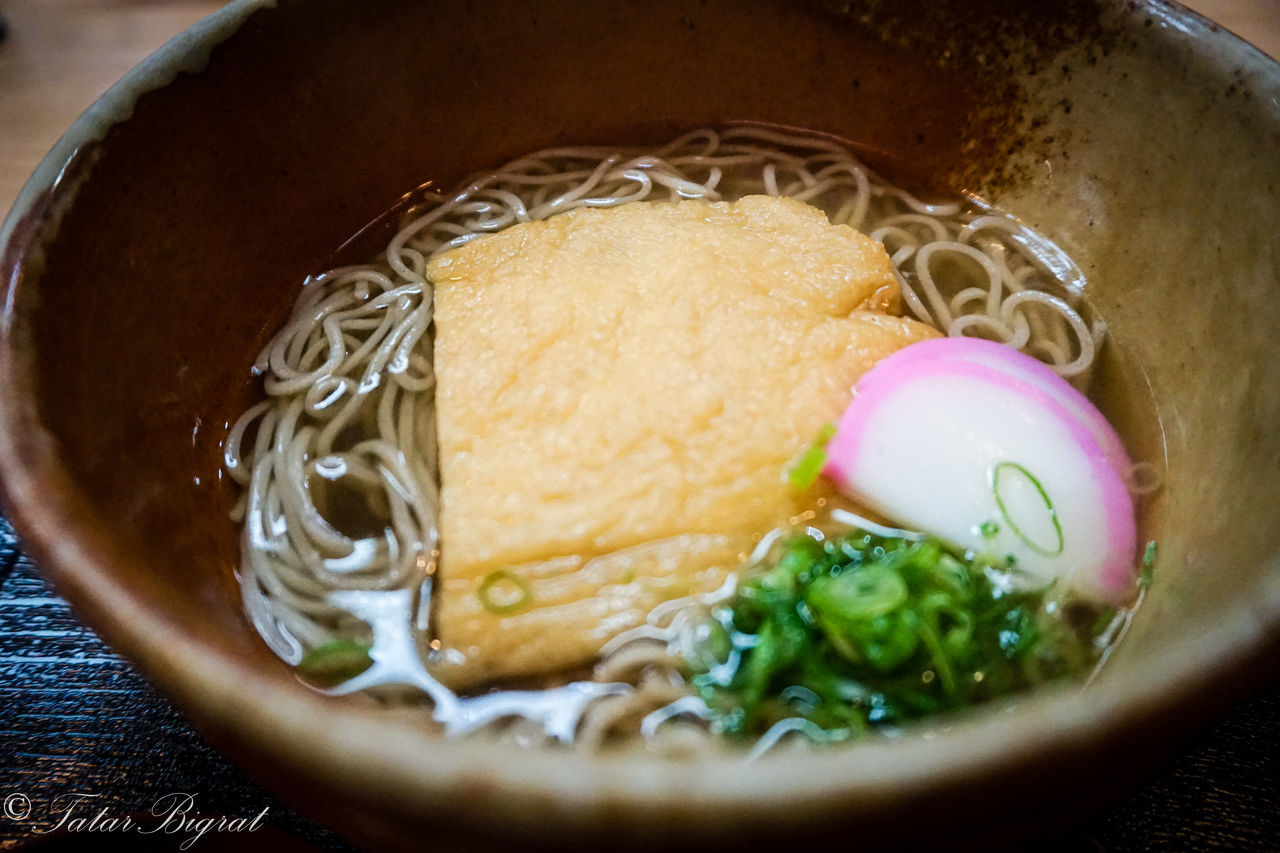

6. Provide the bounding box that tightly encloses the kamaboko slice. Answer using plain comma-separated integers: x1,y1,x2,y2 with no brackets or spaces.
823,338,1137,605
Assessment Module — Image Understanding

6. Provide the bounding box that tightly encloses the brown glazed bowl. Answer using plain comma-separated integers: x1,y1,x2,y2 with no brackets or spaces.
1,1,1278,849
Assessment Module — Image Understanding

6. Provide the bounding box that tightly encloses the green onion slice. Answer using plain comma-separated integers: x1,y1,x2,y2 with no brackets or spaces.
297,639,374,686
992,461,1064,557
789,422,837,489
478,569,534,615
1139,540,1157,588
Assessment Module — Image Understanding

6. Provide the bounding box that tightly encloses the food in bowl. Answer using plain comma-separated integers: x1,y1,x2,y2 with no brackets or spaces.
223,124,1160,753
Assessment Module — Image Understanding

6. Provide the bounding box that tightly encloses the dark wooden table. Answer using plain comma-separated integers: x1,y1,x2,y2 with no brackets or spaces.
1,2,1277,850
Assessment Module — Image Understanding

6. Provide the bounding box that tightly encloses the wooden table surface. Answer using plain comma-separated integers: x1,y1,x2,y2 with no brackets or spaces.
1,2,1277,852
0,1,227,216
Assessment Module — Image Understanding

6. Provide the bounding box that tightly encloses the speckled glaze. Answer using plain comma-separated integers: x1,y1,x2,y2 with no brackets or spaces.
1,1,1278,849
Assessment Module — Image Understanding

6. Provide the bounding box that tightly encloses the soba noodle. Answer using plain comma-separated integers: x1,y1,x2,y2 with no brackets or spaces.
224,125,1107,751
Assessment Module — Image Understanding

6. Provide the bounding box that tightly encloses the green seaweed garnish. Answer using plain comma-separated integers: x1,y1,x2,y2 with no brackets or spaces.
689,527,1101,740
478,569,534,615
788,422,838,489
297,640,374,687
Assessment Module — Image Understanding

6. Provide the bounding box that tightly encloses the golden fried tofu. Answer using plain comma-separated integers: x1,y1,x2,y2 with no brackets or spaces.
427,195,937,688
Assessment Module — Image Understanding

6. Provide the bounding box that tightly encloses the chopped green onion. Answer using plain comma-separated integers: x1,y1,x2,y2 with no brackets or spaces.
979,520,1000,539
478,569,534,615
809,564,908,621
688,524,1102,740
297,640,373,686
1139,540,1157,588
788,422,837,489
992,461,1064,557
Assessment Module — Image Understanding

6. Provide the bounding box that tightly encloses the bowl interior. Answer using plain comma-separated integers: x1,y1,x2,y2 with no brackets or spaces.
2,0,1279,848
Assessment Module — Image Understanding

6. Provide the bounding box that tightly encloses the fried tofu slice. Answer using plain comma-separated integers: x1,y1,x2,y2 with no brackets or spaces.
427,195,937,688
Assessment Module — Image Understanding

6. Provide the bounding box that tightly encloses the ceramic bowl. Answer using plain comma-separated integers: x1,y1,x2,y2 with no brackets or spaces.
2,1,1278,849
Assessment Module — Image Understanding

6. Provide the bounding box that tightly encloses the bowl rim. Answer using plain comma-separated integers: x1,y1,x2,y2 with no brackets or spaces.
2,0,1280,838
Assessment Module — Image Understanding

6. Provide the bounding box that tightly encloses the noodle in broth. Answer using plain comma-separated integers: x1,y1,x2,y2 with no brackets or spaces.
224,125,1112,752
